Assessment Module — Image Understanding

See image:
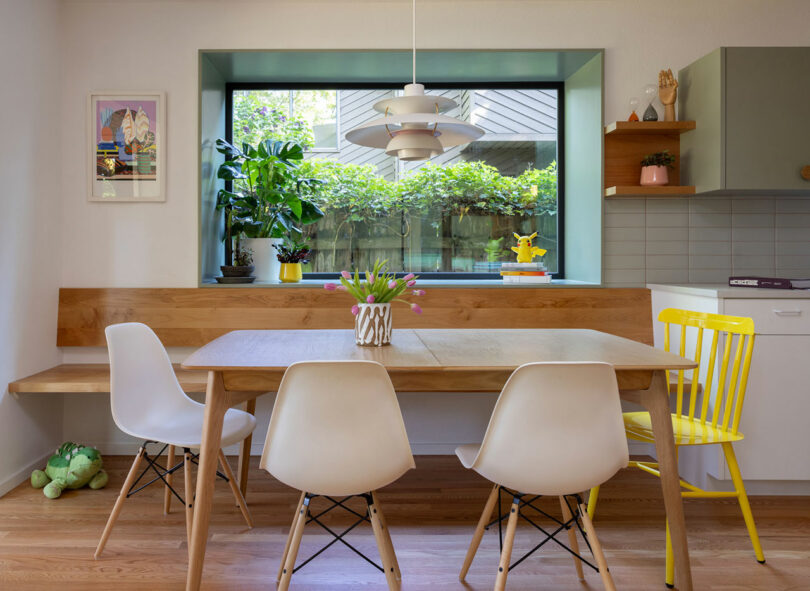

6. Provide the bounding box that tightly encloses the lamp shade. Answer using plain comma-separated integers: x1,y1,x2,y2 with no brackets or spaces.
385,128,443,161
345,83,484,159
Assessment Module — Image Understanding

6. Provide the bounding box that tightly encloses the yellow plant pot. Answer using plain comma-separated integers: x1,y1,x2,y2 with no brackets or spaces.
279,263,303,283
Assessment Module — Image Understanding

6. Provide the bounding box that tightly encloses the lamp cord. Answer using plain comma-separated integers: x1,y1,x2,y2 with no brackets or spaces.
412,0,416,84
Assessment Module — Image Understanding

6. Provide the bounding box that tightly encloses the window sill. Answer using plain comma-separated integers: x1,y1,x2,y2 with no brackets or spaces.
201,278,601,288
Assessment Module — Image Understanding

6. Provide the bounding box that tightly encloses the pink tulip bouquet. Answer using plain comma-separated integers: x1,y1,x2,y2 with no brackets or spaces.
324,259,425,346
324,259,425,315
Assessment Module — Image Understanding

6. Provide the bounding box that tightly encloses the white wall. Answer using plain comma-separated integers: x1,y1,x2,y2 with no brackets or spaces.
6,0,810,485
58,0,810,287
0,0,64,495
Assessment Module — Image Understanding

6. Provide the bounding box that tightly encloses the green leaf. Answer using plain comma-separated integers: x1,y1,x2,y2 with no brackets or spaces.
217,164,246,180
286,196,303,219
299,200,324,224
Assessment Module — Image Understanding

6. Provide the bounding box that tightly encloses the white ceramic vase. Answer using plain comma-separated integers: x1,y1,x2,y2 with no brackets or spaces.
355,303,392,347
242,238,281,283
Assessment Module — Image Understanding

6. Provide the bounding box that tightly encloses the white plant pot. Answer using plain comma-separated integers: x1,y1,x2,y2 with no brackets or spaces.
355,303,392,347
242,238,281,283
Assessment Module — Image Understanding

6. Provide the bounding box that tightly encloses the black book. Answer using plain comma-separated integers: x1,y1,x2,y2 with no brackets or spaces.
728,276,809,289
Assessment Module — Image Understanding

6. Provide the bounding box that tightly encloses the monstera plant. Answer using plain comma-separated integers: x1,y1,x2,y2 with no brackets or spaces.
215,138,324,267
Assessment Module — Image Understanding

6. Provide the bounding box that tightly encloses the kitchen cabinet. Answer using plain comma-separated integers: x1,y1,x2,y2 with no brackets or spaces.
678,47,810,195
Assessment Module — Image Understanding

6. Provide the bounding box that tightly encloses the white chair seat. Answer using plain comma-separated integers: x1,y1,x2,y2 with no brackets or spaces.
121,404,257,449
455,443,479,469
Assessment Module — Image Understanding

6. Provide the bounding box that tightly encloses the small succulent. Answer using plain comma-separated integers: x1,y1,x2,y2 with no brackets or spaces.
233,245,253,267
641,150,676,168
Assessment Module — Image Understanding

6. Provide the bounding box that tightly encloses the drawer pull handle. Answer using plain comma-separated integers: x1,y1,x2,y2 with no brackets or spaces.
773,309,802,317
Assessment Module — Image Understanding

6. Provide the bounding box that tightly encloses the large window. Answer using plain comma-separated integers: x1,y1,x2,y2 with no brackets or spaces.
227,84,563,278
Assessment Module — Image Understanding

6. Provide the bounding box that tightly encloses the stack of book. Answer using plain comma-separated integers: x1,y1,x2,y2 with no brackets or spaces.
500,262,551,284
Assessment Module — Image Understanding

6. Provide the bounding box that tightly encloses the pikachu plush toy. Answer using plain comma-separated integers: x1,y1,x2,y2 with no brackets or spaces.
511,232,546,263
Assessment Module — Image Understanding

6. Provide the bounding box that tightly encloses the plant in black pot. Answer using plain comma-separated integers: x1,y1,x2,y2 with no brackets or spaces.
218,244,255,283
215,138,324,283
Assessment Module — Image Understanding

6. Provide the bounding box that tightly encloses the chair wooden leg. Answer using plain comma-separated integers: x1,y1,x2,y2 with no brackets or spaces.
277,492,306,583
237,398,257,501
163,444,175,515
578,503,617,591
184,449,194,554
560,496,584,581
494,495,520,591
278,495,309,591
94,447,146,559
217,449,253,529
460,483,499,581
587,485,600,520
372,491,401,581
369,494,400,591
723,442,765,563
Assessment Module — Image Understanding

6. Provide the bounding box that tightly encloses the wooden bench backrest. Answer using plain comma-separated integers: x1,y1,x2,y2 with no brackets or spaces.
57,287,653,347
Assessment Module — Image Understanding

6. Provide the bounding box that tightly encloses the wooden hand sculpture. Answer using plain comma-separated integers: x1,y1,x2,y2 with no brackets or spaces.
658,68,678,122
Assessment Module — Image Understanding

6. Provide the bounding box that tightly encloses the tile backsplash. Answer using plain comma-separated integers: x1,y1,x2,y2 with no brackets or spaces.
604,197,810,287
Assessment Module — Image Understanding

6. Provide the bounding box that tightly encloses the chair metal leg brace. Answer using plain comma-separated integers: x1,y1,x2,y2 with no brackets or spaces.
283,493,387,576
125,442,231,504
479,487,607,576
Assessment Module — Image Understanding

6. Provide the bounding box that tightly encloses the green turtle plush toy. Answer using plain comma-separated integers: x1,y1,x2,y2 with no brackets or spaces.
31,442,108,499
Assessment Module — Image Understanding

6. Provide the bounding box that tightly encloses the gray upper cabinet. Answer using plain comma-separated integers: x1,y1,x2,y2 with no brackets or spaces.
679,47,810,195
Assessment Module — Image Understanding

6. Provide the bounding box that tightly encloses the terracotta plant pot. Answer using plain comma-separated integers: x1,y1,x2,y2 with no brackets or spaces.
355,303,392,347
279,262,303,283
640,165,669,186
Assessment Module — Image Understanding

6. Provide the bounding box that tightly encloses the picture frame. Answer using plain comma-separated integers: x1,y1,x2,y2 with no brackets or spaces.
88,91,166,202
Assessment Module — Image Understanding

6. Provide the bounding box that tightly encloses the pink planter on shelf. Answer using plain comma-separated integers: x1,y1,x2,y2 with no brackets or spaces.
640,165,669,186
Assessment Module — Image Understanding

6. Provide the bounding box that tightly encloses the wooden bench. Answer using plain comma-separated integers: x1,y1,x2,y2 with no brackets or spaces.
9,286,656,495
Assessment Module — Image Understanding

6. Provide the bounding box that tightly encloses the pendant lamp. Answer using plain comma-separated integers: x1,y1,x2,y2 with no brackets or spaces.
344,0,484,161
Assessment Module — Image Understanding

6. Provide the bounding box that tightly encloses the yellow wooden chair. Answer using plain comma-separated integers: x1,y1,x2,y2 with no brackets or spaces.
587,308,765,587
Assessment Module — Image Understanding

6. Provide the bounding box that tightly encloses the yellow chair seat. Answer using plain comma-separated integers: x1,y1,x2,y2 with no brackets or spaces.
623,411,745,446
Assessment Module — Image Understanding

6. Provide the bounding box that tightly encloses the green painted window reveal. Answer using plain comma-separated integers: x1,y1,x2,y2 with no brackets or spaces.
229,87,561,276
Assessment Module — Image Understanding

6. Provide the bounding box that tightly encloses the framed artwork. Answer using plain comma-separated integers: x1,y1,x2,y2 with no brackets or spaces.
88,91,166,201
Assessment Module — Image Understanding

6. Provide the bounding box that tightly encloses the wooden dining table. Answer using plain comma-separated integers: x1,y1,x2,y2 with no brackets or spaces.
182,328,697,591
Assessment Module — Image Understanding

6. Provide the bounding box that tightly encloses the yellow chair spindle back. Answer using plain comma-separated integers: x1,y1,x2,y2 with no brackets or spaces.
687,327,704,419
658,308,756,435
700,331,719,424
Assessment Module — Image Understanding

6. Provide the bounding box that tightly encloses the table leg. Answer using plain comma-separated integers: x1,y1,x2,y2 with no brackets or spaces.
237,397,257,500
638,370,693,591
186,370,228,591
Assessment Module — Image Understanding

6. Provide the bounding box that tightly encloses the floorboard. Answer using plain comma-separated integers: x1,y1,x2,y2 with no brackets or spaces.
0,455,807,590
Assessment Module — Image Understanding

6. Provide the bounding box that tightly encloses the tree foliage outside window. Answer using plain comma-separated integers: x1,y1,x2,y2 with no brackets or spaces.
233,91,314,149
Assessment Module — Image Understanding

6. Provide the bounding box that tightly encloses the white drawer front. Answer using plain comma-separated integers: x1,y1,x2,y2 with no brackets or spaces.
724,298,810,335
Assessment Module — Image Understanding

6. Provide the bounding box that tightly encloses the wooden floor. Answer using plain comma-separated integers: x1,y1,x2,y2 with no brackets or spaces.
1,455,808,590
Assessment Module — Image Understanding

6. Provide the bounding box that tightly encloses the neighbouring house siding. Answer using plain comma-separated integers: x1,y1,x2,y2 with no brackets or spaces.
308,88,558,180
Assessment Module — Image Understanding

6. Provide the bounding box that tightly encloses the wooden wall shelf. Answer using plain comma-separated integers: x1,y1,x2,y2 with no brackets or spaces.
605,121,696,135
605,185,696,198
604,120,696,198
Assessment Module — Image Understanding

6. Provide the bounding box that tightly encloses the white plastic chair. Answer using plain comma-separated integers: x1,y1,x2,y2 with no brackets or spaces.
95,322,257,558
456,362,629,591
260,360,415,591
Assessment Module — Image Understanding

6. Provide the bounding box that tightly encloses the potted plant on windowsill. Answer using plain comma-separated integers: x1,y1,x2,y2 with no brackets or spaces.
217,244,255,283
274,238,312,283
640,150,676,186
215,138,324,282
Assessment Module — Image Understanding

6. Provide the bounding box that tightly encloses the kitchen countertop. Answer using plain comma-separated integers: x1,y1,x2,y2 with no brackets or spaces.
648,283,810,299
